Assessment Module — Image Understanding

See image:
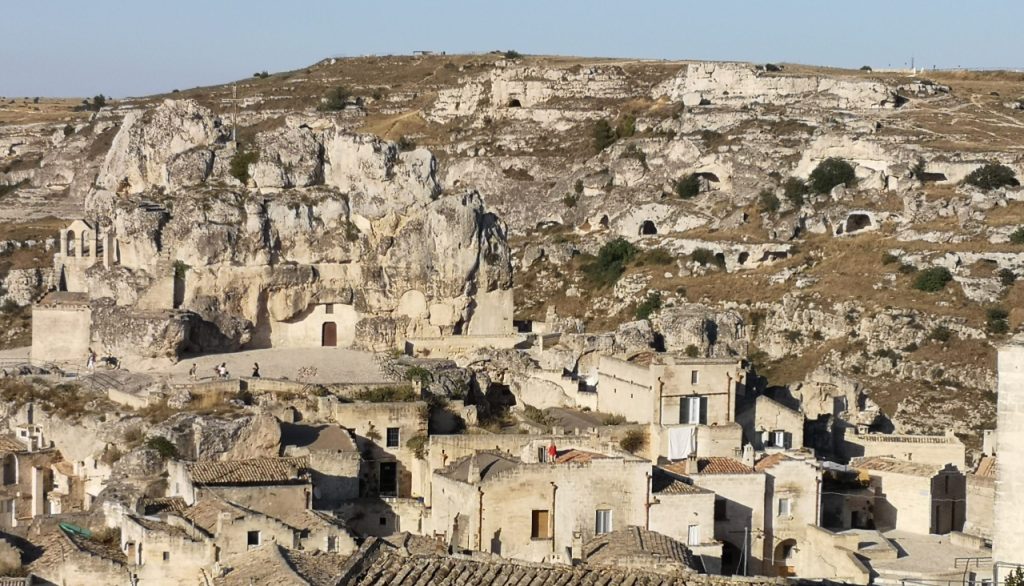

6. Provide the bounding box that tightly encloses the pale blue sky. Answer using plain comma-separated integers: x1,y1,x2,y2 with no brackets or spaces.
2,1,1021,98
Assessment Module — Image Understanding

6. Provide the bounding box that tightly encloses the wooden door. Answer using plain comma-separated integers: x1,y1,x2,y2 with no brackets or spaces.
322,322,337,346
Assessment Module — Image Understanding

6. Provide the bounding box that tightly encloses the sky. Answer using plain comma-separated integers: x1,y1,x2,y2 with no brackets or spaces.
1,1,1022,98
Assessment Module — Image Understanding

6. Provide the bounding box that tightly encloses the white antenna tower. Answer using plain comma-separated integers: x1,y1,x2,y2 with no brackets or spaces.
232,84,238,144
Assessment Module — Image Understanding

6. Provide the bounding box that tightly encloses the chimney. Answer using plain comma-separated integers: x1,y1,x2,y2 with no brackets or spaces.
741,444,754,467
572,530,585,563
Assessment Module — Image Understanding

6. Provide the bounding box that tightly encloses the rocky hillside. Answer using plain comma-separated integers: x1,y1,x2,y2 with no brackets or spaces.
4,54,1024,444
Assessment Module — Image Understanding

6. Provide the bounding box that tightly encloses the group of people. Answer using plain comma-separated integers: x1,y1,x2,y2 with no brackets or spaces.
187,362,261,381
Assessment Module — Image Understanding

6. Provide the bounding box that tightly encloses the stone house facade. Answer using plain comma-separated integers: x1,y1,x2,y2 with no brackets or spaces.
852,456,966,535
429,446,649,564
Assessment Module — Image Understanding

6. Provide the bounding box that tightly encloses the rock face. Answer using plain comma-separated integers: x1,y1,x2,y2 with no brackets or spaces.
653,305,747,357
75,100,514,363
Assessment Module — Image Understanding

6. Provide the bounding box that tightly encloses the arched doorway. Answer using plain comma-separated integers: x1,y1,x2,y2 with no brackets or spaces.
508,98,522,108
640,220,658,235
773,539,798,577
322,322,337,347
2,454,16,485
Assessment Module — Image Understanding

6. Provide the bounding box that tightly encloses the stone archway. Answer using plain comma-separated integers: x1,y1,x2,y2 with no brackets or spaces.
639,220,658,235
508,98,522,108
845,213,873,234
772,539,798,577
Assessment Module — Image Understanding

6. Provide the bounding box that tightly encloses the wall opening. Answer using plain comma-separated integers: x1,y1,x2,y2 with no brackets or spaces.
507,98,522,108
66,231,76,256
714,252,726,267
738,252,750,265
696,172,721,183
845,213,873,234
322,322,338,347
919,171,947,183
80,231,91,257
378,461,398,496
599,215,610,228
640,220,658,235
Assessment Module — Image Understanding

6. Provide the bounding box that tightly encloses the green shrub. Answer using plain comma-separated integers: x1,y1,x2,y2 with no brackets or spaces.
63,124,75,137
253,70,270,79
964,163,1019,191
860,65,873,72
675,174,701,199
759,189,780,213
582,238,637,287
999,268,1017,286
881,252,899,265
619,429,647,454
616,115,636,139
145,436,178,459
1010,227,1024,244
809,158,856,194
574,179,584,194
319,86,352,111
912,267,953,292
562,193,579,208
406,434,428,459
782,177,808,206
898,263,918,275
403,366,432,385
987,307,1010,334
593,119,617,152
690,247,724,268
684,344,700,358
621,144,647,169
396,136,416,151
929,325,952,342
229,147,259,185
784,330,802,343
353,385,418,402
503,50,522,60
602,414,627,426
635,292,663,320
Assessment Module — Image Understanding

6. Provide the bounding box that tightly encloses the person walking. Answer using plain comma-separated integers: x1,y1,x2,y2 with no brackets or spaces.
251,362,261,378
189,363,198,381
86,348,96,372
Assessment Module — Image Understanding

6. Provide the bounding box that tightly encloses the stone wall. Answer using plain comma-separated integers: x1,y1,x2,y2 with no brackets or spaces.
30,304,91,364
994,339,1024,575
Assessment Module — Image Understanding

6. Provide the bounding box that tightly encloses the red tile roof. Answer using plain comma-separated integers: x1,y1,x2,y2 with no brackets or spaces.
696,457,756,475
555,449,608,464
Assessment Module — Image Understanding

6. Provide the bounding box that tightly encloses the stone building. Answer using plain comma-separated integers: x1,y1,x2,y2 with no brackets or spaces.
964,454,995,541
851,456,965,535
648,468,721,572
280,422,362,509
662,457,767,574
595,353,746,460
119,513,215,585
754,453,821,577
994,336,1024,581
429,445,649,564
736,395,803,452
168,457,313,517
0,433,63,528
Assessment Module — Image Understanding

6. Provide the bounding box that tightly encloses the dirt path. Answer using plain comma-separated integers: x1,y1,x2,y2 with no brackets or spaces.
151,347,391,385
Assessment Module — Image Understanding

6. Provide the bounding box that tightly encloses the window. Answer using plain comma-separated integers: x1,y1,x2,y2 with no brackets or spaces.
531,510,551,539
680,396,706,425
386,427,400,448
325,303,334,314
691,370,699,384
773,430,786,449
327,536,338,552
379,516,387,526
714,498,728,521
687,524,701,546
595,509,612,534
162,551,170,562
247,530,261,547
778,497,792,517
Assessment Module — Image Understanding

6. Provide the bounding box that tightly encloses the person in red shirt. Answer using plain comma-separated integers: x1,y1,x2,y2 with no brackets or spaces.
547,442,557,463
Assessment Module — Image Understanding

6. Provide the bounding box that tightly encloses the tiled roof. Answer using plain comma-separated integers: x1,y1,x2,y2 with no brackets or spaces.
280,548,351,586
281,423,357,453
437,452,519,483
36,292,89,307
141,496,187,516
852,456,944,478
336,539,727,586
754,453,791,471
697,457,756,475
652,468,708,495
213,543,311,586
178,498,237,534
381,532,447,556
584,526,696,570
189,457,309,485
0,436,25,454
974,455,997,479
130,516,198,542
178,497,343,536
554,449,608,464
